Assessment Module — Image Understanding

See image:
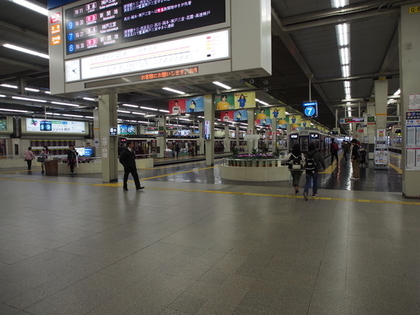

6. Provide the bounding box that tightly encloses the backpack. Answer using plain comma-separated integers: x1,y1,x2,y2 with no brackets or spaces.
289,153,303,170
305,153,316,173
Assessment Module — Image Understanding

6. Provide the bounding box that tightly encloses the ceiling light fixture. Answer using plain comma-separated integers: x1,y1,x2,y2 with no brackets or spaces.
62,114,84,118
1,84,18,89
140,106,158,111
0,107,29,113
212,81,231,90
12,96,47,103
51,101,79,107
132,112,146,115
3,43,49,59
393,89,401,96
10,0,48,15
83,97,96,101
0,94,5,98
122,104,138,108
25,87,40,92
162,87,186,94
117,110,130,113
159,109,170,113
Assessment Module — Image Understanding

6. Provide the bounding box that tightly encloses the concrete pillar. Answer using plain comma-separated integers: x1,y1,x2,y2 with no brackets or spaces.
204,96,214,166
247,109,256,153
400,2,420,198
98,94,118,183
198,122,204,155
224,124,230,153
366,100,375,159
156,116,166,158
374,80,388,130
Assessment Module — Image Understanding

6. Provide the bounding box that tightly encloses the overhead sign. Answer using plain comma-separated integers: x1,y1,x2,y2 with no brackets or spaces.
64,0,226,55
303,101,318,118
339,117,364,124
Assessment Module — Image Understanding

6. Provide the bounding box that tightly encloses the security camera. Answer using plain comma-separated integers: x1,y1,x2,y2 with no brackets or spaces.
249,79,255,84
263,80,269,85
263,87,269,92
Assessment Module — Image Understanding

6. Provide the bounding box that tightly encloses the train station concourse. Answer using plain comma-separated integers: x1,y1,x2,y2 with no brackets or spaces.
1,0,420,314
1,152,420,315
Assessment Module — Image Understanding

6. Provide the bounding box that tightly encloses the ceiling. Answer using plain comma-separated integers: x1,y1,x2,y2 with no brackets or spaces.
0,0,411,133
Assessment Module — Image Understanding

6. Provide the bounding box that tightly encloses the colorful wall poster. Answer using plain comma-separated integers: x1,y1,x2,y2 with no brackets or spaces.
255,108,270,120
270,107,285,119
234,110,248,121
186,97,204,113
286,115,302,130
168,99,186,114
234,91,256,109
220,111,234,122
301,119,311,128
0,118,7,131
255,118,272,126
215,94,235,110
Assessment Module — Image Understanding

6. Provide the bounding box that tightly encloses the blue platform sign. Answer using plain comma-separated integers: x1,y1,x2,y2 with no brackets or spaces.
303,101,318,118
48,0,78,10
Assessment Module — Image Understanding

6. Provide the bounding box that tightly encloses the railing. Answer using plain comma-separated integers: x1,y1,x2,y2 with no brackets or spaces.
223,158,281,167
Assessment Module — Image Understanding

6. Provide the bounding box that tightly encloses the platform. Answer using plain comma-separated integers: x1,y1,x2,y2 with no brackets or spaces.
1,151,418,315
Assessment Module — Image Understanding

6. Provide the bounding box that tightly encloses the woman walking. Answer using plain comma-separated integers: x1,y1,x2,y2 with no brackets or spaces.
286,144,305,194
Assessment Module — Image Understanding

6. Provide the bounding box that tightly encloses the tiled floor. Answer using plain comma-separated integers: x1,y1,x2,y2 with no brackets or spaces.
1,154,419,315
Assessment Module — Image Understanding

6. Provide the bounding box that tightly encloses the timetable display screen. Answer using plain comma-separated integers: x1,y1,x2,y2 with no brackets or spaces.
65,0,226,55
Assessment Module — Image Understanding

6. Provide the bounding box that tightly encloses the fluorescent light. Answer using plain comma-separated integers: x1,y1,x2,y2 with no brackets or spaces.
256,98,269,106
332,0,348,8
25,87,40,92
51,101,79,107
122,104,138,108
3,44,49,59
394,89,401,96
212,81,232,90
341,65,350,78
140,106,158,111
44,91,51,94
62,114,84,117
0,108,29,113
83,97,96,101
138,121,149,124
117,110,130,113
339,47,350,65
336,24,349,47
12,96,47,103
162,87,186,94
11,0,48,15
179,118,191,121
0,94,5,98
132,112,145,115
1,84,18,89
84,116,94,119
159,109,169,113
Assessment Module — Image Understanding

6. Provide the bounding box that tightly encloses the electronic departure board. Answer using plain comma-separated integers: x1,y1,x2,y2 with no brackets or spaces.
65,0,226,55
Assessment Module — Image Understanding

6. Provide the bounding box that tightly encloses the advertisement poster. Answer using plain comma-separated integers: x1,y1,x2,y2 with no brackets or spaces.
186,97,204,113
270,107,285,120
215,94,234,111
287,115,302,130
26,118,85,133
405,111,420,170
219,110,248,122
0,118,6,131
233,91,255,109
168,99,186,114
220,111,233,122
204,120,211,139
255,108,271,126
234,110,248,121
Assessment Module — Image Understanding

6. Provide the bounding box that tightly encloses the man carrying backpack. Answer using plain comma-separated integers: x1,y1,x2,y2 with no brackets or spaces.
286,144,305,194
303,143,326,201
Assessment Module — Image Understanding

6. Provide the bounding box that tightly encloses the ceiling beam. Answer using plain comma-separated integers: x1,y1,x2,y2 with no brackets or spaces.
0,20,48,43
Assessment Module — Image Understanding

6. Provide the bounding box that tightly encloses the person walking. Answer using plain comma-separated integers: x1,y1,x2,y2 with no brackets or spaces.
350,139,360,180
175,143,180,158
330,139,339,164
67,145,78,176
39,146,49,174
303,143,326,200
119,140,144,191
286,144,305,194
342,141,350,162
23,147,35,171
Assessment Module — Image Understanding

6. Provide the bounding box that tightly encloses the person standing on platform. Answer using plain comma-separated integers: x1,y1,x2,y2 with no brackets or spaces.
119,140,144,191
350,139,360,180
175,143,180,158
330,139,339,164
342,141,350,162
23,147,35,171
303,143,326,200
39,146,49,174
67,145,78,176
286,144,305,194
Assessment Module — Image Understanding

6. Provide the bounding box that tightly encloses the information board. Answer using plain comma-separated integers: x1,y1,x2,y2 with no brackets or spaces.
25,118,86,133
65,0,226,55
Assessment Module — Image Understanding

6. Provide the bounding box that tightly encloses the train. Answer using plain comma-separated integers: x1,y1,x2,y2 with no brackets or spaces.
287,129,338,158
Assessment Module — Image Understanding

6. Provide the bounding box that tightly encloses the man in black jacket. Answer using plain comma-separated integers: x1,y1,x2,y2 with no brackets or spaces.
119,141,144,191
